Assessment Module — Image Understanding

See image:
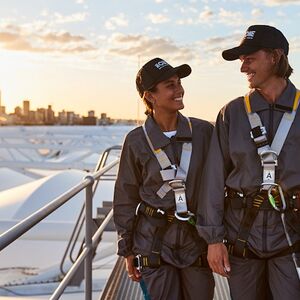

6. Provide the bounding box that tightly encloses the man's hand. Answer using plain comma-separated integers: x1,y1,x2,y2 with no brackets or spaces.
207,243,231,277
125,255,142,282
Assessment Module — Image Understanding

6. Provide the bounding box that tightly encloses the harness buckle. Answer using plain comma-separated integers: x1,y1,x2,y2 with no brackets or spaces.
250,125,267,139
259,150,278,188
168,179,186,190
260,149,278,167
169,179,189,216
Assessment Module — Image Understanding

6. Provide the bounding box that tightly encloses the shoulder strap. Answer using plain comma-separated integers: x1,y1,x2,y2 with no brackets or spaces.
142,124,172,170
244,91,300,155
271,90,300,155
176,117,192,179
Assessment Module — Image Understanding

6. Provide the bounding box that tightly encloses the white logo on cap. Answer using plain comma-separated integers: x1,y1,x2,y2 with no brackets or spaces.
155,60,169,70
245,30,256,40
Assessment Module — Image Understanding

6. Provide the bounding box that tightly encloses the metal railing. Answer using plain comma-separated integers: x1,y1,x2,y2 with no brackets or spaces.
0,157,120,300
59,145,121,276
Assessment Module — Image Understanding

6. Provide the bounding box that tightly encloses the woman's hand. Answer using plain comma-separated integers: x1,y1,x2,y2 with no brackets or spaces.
125,255,142,282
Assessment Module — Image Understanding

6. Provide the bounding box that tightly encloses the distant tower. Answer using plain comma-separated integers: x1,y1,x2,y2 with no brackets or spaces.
46,105,55,124
23,100,30,118
15,106,22,117
0,90,6,115
88,110,95,117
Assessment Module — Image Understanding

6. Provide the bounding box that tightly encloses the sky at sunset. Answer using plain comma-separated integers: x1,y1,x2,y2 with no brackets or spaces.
0,0,300,121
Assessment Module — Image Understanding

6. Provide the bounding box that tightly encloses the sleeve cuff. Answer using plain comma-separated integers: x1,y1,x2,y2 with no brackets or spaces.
196,225,225,244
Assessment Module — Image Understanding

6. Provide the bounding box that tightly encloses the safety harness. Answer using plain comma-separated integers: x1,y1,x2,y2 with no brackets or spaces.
227,90,300,278
133,117,207,270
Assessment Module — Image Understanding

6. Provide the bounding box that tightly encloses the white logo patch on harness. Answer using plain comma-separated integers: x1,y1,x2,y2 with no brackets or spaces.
155,60,169,70
245,30,256,40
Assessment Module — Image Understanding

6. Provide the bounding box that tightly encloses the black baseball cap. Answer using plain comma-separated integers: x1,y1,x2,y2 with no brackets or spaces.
222,25,289,61
136,57,191,97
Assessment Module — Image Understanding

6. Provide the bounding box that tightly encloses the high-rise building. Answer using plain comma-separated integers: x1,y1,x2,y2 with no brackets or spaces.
67,111,75,125
14,106,22,117
23,100,30,118
0,90,5,115
88,110,95,117
37,108,46,123
100,113,107,120
46,105,55,124
58,110,67,124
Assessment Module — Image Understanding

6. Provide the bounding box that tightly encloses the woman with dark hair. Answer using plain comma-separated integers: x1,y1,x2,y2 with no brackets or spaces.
113,57,215,299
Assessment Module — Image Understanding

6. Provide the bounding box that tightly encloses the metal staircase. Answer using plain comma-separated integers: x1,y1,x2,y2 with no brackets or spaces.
100,256,143,300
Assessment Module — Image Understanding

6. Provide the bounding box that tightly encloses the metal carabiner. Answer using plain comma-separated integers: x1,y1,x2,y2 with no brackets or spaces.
135,254,143,272
174,211,194,222
135,202,142,216
267,184,286,211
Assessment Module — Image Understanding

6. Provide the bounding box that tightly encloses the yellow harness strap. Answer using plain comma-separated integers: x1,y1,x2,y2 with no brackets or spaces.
244,90,300,113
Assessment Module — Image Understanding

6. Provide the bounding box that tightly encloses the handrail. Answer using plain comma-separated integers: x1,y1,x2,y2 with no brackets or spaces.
0,157,119,300
51,209,114,300
0,178,89,251
60,145,121,274
0,159,118,251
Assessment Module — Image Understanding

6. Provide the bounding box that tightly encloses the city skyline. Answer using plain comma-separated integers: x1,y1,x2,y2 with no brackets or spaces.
0,1,300,121
0,95,109,118
0,97,137,126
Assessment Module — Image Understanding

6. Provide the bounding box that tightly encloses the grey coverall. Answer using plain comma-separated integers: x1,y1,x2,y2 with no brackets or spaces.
114,113,215,300
197,80,300,300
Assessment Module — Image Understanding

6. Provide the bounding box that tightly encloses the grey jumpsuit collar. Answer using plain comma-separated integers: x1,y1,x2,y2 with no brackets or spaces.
249,80,296,112
144,112,192,150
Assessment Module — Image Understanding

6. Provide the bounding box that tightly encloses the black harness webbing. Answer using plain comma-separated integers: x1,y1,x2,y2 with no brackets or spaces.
133,202,206,269
227,190,283,210
285,210,300,235
232,193,265,257
227,240,300,260
133,249,209,269
133,222,170,269
227,189,300,258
